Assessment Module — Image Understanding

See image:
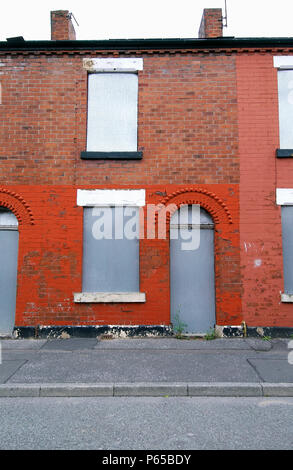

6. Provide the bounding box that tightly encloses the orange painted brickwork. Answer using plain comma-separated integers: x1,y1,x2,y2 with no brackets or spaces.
237,53,293,327
0,184,240,327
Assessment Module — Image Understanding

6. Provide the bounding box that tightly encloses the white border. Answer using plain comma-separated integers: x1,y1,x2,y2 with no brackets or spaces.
74,292,146,303
83,58,143,72
276,188,293,205
77,189,146,207
273,56,293,69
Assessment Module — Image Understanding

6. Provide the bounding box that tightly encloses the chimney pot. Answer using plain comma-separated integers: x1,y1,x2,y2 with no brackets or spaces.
198,8,223,39
51,10,76,40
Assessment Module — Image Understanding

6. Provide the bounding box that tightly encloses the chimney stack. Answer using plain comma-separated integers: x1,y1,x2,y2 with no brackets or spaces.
51,10,76,40
198,8,223,39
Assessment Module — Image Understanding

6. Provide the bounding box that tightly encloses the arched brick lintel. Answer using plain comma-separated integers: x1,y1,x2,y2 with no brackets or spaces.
158,188,233,228
0,188,35,226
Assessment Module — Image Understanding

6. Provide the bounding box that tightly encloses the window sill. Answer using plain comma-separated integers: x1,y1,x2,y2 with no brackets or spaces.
281,293,293,302
74,292,146,303
276,149,293,158
81,151,143,160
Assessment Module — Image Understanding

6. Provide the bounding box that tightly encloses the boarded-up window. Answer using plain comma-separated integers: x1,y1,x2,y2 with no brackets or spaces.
82,207,140,292
0,208,18,228
281,206,293,293
86,73,138,152
277,70,293,148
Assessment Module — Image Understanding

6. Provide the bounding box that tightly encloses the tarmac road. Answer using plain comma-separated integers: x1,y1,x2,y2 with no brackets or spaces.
0,396,292,450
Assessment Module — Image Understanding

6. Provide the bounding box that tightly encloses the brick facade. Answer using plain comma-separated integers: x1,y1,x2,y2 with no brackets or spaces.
0,53,238,185
237,53,293,327
0,8,292,335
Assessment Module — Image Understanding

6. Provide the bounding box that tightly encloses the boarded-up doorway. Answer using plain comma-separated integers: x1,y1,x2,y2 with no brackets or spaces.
170,205,215,335
0,208,19,336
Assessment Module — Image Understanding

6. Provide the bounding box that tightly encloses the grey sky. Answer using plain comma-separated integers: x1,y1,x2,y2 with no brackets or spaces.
1,0,293,41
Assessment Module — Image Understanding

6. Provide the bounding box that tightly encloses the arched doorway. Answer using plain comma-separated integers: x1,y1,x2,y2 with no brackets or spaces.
170,205,215,335
0,208,19,336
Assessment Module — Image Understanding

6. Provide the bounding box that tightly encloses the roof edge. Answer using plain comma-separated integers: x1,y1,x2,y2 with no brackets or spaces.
2,36,293,52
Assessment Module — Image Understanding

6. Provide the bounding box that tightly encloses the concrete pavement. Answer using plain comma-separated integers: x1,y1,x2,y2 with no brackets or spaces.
0,336,292,397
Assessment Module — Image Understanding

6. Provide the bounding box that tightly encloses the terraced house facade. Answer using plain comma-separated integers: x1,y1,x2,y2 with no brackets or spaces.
0,8,292,338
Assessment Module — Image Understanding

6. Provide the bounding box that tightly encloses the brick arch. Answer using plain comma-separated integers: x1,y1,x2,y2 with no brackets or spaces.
0,188,35,226
158,187,233,229
158,188,238,328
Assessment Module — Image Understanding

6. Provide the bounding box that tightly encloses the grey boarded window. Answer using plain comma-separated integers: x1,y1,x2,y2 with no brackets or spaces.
82,207,139,292
281,206,293,293
277,70,293,148
86,73,138,152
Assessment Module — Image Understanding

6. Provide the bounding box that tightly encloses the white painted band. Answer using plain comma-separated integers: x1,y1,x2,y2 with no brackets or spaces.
273,56,293,69
83,58,143,72
74,292,146,303
77,189,146,207
276,188,293,205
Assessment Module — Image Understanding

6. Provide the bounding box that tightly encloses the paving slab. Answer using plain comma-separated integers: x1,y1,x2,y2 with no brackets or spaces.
243,338,272,351
0,360,27,383
270,339,292,351
1,337,292,391
248,358,293,383
6,350,260,383
40,338,98,351
0,339,47,350
1,350,40,362
95,338,252,350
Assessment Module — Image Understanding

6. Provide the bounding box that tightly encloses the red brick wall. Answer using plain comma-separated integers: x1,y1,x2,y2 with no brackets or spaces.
0,49,241,328
237,53,293,327
198,9,223,39
50,11,76,41
0,53,238,185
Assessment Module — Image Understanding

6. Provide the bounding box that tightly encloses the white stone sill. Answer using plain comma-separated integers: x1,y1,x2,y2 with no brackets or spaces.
74,292,146,303
281,293,293,303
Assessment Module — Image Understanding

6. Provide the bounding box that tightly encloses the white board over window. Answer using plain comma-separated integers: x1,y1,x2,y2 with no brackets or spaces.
87,73,138,152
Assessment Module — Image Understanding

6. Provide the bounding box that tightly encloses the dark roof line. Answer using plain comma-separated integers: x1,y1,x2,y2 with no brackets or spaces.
1,36,293,51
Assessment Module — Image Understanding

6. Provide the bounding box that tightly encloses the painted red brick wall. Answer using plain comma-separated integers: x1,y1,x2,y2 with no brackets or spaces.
237,53,293,327
0,184,240,327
